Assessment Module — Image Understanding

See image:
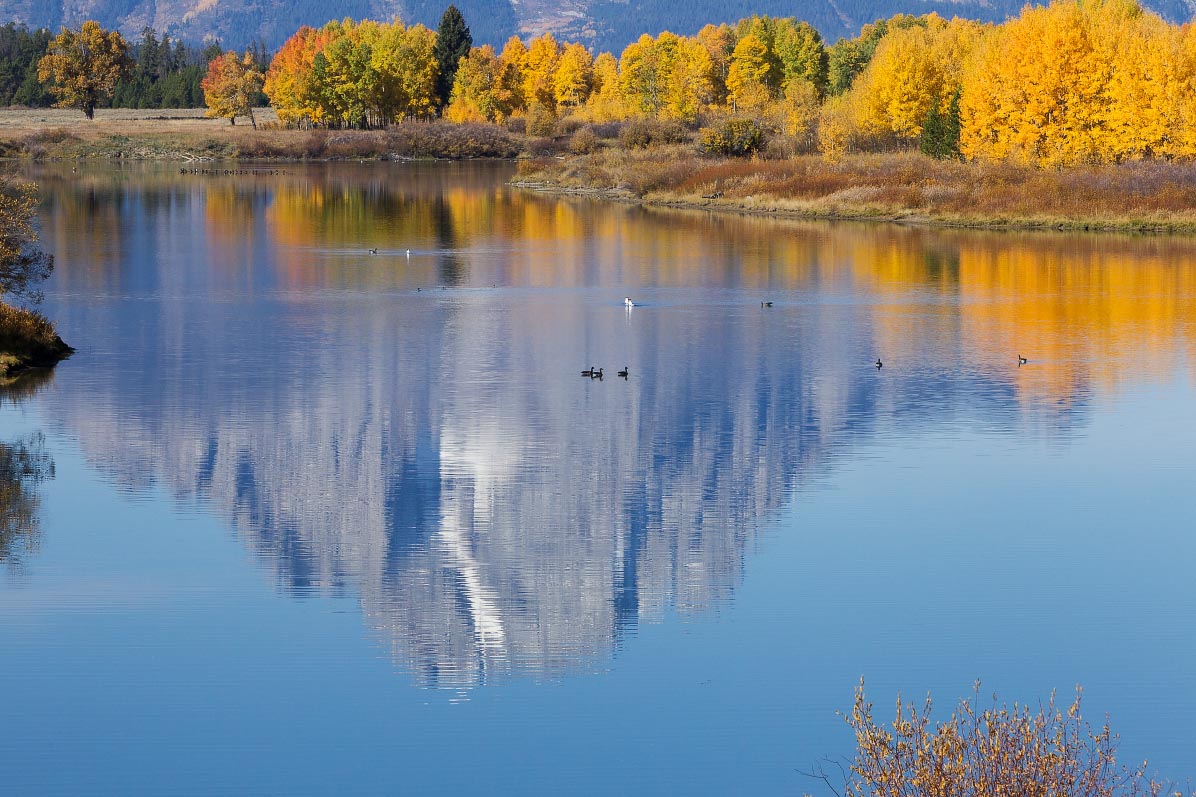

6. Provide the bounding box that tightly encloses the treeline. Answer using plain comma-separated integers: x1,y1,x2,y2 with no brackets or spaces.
113,29,258,109
0,25,54,107
262,0,1196,166
0,23,256,110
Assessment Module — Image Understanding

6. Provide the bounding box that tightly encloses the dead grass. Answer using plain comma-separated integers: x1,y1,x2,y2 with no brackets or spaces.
0,302,71,375
517,149,1196,231
0,109,525,161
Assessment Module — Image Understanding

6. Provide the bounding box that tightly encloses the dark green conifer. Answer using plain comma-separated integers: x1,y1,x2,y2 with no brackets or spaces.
433,5,473,111
919,88,961,160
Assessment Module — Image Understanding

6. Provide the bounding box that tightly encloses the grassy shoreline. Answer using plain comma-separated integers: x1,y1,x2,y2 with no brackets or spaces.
0,108,527,161
0,303,72,382
515,147,1196,234
8,109,1196,233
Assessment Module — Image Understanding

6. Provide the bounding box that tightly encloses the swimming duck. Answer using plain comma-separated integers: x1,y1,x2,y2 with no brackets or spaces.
591,367,604,379
1018,354,1028,365
624,297,635,308
875,358,883,370
368,248,378,255
762,301,773,307
617,366,629,379
581,367,596,377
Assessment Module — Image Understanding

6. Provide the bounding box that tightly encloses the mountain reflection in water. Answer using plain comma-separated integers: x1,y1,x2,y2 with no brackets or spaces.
27,162,1196,690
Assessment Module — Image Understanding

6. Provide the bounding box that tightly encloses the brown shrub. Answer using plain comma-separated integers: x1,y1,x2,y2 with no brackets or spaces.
809,680,1192,797
618,118,693,149
569,126,599,155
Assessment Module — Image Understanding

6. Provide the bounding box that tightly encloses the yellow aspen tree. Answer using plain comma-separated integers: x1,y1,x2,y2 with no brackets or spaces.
619,34,666,116
1162,24,1196,158
372,22,439,120
850,16,980,140
818,94,857,160
960,0,1115,166
773,19,828,96
522,32,562,113
727,34,772,114
497,36,528,116
264,26,327,126
696,23,737,105
446,45,503,122
662,36,713,121
553,42,594,108
1101,12,1172,159
735,16,783,91
201,51,264,127
581,51,628,121
782,78,821,141
37,21,132,119
318,20,379,128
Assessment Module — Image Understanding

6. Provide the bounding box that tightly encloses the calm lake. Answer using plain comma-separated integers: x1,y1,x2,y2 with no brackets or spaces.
1,161,1194,794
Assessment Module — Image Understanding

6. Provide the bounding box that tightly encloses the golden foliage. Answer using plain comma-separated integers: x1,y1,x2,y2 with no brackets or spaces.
202,52,264,127
250,3,1196,168
851,16,982,140
958,0,1179,166
727,34,772,115
36,21,131,120
264,19,438,128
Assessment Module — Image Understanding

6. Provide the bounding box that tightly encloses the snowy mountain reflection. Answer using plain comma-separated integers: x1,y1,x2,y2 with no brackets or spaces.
32,162,1196,688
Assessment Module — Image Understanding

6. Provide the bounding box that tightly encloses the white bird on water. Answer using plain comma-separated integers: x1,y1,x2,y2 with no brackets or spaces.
406,249,411,258
625,297,635,308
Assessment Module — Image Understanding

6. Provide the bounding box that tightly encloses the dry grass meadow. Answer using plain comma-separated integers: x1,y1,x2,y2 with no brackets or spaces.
517,145,1196,232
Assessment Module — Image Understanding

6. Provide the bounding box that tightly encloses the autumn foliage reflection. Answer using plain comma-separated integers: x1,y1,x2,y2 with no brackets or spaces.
201,172,1196,404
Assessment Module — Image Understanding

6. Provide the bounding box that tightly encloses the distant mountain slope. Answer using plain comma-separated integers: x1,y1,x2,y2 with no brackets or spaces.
2,0,1193,51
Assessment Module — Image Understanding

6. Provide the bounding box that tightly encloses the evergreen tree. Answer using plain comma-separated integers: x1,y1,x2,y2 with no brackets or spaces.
433,5,472,111
919,89,961,159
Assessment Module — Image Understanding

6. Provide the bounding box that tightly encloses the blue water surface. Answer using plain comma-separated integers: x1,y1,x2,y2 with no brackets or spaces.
1,161,1193,795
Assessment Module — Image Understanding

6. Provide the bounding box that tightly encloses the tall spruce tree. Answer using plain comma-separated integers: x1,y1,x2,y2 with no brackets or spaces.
434,5,472,111
919,89,961,160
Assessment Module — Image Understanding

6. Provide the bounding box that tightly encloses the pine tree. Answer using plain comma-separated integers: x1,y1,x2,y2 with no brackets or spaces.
919,88,960,159
434,5,472,112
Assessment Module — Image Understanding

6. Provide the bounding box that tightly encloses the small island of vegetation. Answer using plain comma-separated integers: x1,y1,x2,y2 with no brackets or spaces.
0,177,70,380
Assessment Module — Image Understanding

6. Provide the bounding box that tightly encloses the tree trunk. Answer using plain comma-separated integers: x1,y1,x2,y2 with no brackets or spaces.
248,107,257,130
84,103,95,120
229,116,235,126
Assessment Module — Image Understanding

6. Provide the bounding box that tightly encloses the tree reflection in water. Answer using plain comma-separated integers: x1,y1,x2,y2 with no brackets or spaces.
0,373,55,575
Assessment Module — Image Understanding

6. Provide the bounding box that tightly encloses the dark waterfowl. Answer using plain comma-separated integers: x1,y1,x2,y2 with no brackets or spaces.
762,301,773,307
617,366,629,379
368,248,378,255
1018,354,1028,365
876,358,883,370
591,367,604,379
581,367,596,377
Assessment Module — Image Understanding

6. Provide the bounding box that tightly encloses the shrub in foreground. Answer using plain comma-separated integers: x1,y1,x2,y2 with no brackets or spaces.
699,118,766,157
810,680,1191,797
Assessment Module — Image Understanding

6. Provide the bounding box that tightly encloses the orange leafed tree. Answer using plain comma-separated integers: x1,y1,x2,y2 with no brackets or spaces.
202,52,264,128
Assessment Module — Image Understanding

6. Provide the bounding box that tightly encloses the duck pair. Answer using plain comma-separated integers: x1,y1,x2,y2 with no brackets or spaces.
580,367,630,379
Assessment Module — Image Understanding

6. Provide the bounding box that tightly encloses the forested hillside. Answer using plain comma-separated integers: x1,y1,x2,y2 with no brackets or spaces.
2,0,1194,51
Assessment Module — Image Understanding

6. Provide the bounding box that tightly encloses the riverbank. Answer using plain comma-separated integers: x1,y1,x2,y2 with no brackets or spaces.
515,147,1196,233
0,303,72,381
0,108,526,161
